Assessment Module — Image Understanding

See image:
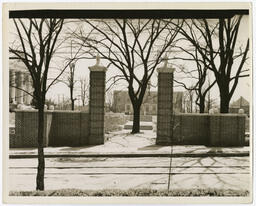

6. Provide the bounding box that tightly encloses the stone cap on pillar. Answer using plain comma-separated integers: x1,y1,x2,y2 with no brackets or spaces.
157,55,175,73
89,54,107,72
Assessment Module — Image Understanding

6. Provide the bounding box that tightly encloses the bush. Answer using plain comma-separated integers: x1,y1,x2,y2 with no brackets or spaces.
9,188,249,197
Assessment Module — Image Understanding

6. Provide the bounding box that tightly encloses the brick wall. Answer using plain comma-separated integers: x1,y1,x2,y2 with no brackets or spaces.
172,114,209,145
209,114,245,146
170,114,246,146
10,110,90,148
49,111,89,147
11,111,246,148
10,110,51,148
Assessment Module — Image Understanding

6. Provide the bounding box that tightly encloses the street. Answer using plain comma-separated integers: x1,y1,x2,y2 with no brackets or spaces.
9,156,250,191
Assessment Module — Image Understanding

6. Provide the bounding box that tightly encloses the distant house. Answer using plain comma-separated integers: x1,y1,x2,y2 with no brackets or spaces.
230,96,249,116
112,90,183,115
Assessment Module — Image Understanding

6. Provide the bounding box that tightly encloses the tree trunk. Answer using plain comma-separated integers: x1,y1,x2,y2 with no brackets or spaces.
190,98,193,113
219,82,230,113
132,103,141,134
207,92,211,112
220,92,230,113
70,87,74,111
71,99,75,110
32,90,38,109
199,96,205,113
36,105,45,190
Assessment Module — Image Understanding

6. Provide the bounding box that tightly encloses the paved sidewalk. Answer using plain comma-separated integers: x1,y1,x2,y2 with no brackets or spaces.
9,130,250,158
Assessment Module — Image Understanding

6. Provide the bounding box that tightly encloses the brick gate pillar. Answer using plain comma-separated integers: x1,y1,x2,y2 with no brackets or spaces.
88,55,107,145
156,57,175,145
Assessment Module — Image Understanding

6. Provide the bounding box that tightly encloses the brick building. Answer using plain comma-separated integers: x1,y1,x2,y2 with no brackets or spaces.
112,90,183,115
230,96,250,116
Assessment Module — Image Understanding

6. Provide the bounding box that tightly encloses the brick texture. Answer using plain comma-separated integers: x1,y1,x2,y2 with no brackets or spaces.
164,114,245,146
209,114,245,146
10,111,50,148
10,111,246,147
172,114,209,145
49,111,89,146
89,71,106,145
156,72,173,145
10,111,90,148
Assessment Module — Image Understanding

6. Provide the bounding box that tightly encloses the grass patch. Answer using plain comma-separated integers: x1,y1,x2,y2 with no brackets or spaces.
9,188,249,197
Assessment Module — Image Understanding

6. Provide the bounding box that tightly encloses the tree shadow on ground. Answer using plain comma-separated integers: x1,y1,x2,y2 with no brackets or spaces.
56,157,107,163
147,156,250,191
137,144,163,150
59,146,98,151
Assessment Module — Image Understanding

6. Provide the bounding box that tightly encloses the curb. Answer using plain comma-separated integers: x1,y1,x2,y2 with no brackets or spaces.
9,152,250,159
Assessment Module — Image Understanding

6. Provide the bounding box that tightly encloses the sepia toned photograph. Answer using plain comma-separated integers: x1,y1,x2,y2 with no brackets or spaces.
2,2,253,204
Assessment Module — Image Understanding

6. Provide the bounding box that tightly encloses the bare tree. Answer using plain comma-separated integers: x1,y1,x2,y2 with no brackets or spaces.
173,45,216,113
57,61,77,110
184,88,194,113
175,16,249,113
9,18,65,190
205,76,217,112
79,76,89,107
74,19,181,133
66,62,77,110
54,40,81,110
